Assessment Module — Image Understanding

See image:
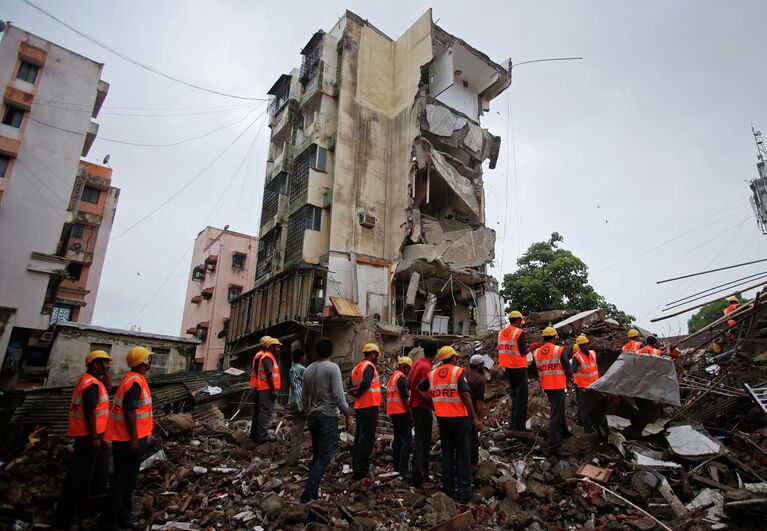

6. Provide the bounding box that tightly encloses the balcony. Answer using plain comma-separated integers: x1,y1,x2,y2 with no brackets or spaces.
270,99,297,140
82,121,99,157
92,80,109,119
4,86,34,111
268,144,293,182
300,62,334,109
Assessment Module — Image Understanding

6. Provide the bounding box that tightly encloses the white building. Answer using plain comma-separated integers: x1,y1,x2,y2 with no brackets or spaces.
0,24,114,388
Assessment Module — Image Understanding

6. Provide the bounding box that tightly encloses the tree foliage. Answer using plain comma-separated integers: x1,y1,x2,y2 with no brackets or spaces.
500,233,635,324
687,299,736,333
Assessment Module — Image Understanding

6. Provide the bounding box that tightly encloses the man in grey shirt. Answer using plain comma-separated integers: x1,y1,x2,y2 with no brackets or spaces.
300,338,352,503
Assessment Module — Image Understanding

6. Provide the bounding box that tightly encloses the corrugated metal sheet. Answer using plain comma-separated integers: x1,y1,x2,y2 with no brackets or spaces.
330,296,363,318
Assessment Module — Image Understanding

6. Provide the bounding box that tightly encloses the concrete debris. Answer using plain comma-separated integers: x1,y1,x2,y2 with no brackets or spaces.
424,103,467,136
414,139,480,217
553,309,605,335
159,413,196,435
421,215,495,269
665,425,724,457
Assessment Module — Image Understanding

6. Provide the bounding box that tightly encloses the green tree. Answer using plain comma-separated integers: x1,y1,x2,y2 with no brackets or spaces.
501,232,635,324
687,299,740,333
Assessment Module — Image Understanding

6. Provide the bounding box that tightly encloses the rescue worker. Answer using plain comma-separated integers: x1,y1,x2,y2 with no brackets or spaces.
250,335,271,441
570,335,599,433
622,329,643,353
725,296,739,328
101,347,153,530
497,310,530,431
534,327,573,457
387,356,413,477
350,343,382,480
637,336,663,356
55,350,112,527
409,341,437,487
417,346,482,504
254,337,282,443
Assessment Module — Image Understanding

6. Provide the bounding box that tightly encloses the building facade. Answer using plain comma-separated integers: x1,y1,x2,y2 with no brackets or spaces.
227,10,509,365
180,227,257,370
46,322,198,388
0,25,115,385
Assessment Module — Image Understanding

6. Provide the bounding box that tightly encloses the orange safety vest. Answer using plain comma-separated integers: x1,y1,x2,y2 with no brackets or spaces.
428,364,468,418
256,351,281,391
498,325,526,368
386,370,408,415
351,359,382,409
572,350,599,388
67,373,109,437
725,304,738,328
637,346,662,357
105,372,153,441
622,340,642,353
534,343,567,391
250,349,265,388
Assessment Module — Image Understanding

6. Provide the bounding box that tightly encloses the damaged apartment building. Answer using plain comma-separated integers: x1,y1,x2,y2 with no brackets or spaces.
226,9,510,371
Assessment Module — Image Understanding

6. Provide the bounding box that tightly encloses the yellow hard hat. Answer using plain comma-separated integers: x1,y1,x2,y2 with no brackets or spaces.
627,328,640,338
397,356,413,367
265,337,282,348
85,350,111,365
542,326,558,338
572,344,580,353
126,346,152,368
508,310,525,323
362,343,380,354
437,346,458,360
260,336,272,347
575,335,589,346
727,296,738,303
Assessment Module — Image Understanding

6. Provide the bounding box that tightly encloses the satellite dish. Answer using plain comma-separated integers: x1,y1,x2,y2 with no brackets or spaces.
103,154,111,165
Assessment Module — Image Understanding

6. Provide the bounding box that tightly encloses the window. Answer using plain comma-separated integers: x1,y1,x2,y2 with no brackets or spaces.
2,106,24,128
151,348,170,374
66,262,83,281
290,148,311,202
228,286,243,301
201,289,213,300
17,61,39,84
70,223,85,238
50,304,73,324
311,145,328,172
0,155,9,179
81,186,100,204
305,205,322,231
90,342,112,354
232,253,246,270
261,172,290,224
285,210,306,262
256,228,280,278
192,266,205,281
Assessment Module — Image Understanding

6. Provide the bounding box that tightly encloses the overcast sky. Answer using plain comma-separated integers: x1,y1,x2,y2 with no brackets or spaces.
5,0,767,337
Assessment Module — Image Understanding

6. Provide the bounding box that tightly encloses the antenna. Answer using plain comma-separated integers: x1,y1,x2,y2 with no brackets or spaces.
753,125,766,162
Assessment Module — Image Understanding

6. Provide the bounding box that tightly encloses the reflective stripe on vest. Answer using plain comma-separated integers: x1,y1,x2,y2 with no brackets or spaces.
352,359,382,409
386,370,407,415
637,346,662,357
250,350,265,388
498,325,526,368
428,364,468,418
725,304,737,327
572,350,599,388
534,344,566,391
256,351,282,391
105,372,153,442
622,340,642,353
67,373,109,436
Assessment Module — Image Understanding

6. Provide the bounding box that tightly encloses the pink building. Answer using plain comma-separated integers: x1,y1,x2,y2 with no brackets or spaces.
180,227,257,370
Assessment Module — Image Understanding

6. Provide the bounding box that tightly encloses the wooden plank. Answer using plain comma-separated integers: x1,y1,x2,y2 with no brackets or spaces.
329,296,363,318
690,473,734,491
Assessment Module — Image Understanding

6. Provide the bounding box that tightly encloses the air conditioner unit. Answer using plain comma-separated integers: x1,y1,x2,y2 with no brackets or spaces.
72,242,83,251
359,211,377,228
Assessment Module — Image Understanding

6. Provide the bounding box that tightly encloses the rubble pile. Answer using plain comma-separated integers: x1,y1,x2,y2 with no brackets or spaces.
2,307,767,529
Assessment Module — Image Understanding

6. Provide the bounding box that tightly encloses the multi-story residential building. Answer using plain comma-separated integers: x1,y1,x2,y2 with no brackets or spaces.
0,24,115,386
227,10,509,369
180,227,257,370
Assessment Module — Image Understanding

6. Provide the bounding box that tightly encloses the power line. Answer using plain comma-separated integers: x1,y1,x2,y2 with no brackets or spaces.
21,0,267,101
33,99,260,118
656,257,767,284
113,111,266,239
662,272,767,311
28,102,264,147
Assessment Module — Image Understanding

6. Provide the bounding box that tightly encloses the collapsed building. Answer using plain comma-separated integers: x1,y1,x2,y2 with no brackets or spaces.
226,9,510,372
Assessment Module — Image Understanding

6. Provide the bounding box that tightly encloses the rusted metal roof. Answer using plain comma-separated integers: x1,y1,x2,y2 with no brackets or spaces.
329,296,363,318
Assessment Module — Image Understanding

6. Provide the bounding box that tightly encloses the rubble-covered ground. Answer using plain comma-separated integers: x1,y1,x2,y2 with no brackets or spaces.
2,310,767,529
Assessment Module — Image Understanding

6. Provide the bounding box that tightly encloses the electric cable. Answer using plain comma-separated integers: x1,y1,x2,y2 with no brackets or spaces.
21,0,266,101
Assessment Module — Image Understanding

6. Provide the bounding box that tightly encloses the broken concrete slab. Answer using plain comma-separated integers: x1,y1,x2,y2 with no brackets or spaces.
553,309,605,336
414,139,480,217
665,425,723,457
420,216,495,269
